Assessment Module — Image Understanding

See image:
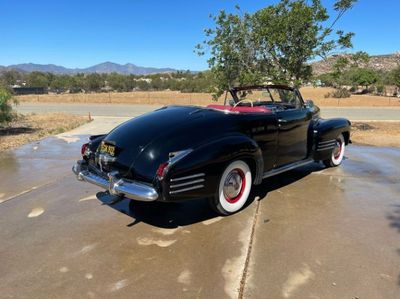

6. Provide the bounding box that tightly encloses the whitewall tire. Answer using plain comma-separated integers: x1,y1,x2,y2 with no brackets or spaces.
209,160,252,215
323,134,345,167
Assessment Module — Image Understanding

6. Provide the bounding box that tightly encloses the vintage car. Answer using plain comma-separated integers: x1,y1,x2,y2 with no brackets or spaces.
72,85,351,215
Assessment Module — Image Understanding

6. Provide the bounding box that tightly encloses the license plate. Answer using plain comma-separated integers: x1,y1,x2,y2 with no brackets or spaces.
100,142,116,156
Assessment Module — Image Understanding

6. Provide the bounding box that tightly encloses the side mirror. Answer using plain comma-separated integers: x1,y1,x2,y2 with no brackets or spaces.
305,99,314,109
228,99,235,106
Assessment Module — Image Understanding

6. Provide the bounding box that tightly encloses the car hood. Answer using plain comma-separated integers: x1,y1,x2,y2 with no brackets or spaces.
102,105,235,182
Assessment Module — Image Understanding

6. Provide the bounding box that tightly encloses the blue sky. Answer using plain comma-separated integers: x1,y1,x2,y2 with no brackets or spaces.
0,0,399,70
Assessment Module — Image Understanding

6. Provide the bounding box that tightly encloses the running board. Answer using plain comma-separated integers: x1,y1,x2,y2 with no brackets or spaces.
262,159,315,179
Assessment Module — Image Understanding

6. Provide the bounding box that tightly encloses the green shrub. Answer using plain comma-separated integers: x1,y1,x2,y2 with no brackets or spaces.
367,86,375,94
0,88,14,126
376,84,385,94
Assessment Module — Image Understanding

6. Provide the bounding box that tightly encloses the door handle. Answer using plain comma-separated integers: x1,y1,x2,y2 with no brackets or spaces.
278,118,288,123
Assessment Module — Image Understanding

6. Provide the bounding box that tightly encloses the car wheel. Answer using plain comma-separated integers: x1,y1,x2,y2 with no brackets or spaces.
209,160,252,215
323,134,345,167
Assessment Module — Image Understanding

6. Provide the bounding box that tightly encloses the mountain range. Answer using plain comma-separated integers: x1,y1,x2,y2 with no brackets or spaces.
0,62,177,75
2,53,399,76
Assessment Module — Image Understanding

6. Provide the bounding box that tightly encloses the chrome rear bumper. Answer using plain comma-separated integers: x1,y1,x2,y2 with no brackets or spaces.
72,161,158,202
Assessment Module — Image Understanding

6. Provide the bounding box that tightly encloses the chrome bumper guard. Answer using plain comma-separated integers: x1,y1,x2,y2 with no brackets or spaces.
72,161,158,202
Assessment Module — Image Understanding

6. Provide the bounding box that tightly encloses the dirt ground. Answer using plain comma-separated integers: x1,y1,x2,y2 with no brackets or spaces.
351,121,400,147
15,87,400,107
0,113,90,152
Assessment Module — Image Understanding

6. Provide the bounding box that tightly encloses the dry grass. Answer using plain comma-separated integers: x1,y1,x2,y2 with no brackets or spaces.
0,113,90,152
351,121,400,147
301,86,400,107
15,87,400,107
16,91,219,106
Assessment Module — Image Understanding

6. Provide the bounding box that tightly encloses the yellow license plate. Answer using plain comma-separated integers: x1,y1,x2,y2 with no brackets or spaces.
100,142,115,156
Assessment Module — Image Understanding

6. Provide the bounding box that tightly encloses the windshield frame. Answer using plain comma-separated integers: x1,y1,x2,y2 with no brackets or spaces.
228,85,305,107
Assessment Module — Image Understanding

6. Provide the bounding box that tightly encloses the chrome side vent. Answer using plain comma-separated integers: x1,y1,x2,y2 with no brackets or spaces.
317,139,337,151
169,173,205,194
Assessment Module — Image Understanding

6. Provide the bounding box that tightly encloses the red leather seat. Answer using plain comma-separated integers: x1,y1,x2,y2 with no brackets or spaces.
207,105,271,113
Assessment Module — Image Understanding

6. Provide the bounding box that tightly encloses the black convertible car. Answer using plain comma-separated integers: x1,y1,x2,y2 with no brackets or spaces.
73,85,350,215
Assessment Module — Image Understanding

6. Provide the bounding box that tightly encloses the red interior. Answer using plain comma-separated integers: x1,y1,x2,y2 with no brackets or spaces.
207,104,271,113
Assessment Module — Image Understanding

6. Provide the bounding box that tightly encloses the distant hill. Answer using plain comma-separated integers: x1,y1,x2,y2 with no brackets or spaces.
0,62,177,75
312,53,400,75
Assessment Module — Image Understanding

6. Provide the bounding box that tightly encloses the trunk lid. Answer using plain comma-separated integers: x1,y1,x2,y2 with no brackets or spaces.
99,106,205,178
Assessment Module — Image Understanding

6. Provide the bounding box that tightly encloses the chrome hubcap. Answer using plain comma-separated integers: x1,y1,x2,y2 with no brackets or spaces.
223,170,243,199
333,140,342,159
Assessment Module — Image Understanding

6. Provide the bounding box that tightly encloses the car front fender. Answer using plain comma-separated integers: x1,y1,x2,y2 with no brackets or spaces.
313,118,351,160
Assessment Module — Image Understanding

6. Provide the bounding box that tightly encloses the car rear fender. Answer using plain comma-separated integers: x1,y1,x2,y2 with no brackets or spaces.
160,134,263,201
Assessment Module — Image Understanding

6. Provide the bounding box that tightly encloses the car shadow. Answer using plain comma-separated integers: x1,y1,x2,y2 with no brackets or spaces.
386,204,400,286
96,162,325,229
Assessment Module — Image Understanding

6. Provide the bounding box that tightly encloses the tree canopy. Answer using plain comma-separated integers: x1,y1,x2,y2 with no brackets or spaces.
197,0,357,98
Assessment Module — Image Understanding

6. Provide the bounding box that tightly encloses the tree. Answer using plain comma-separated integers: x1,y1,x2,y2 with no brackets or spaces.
331,56,350,87
50,75,70,91
68,74,85,93
349,68,378,89
1,70,22,86
350,51,369,68
392,66,400,88
197,0,356,98
318,73,335,87
107,73,126,91
0,88,14,126
84,73,104,92
27,72,49,87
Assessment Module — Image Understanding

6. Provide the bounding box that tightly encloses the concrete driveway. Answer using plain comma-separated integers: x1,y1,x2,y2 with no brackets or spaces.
0,118,399,298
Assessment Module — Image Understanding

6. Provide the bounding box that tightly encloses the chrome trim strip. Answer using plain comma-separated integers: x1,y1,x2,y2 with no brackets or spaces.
170,173,205,182
317,143,336,149
317,146,335,151
169,185,204,194
170,179,205,188
319,139,336,145
169,149,193,165
262,159,314,179
72,161,158,202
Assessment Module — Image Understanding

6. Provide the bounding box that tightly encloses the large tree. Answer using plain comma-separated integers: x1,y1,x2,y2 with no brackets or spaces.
197,0,357,98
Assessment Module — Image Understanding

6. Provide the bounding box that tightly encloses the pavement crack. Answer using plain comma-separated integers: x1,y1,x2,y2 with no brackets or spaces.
238,198,261,299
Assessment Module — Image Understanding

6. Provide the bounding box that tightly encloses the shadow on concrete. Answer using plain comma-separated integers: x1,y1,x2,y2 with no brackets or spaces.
387,204,400,285
97,162,324,229
0,126,37,136
387,204,400,233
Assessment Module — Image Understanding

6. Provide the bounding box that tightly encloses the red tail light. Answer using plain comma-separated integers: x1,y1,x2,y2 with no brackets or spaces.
156,162,169,180
81,143,89,156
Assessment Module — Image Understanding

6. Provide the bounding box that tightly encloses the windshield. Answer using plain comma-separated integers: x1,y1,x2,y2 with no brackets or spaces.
231,87,303,110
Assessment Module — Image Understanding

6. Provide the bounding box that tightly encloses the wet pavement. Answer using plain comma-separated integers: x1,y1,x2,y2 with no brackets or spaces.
0,119,399,298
